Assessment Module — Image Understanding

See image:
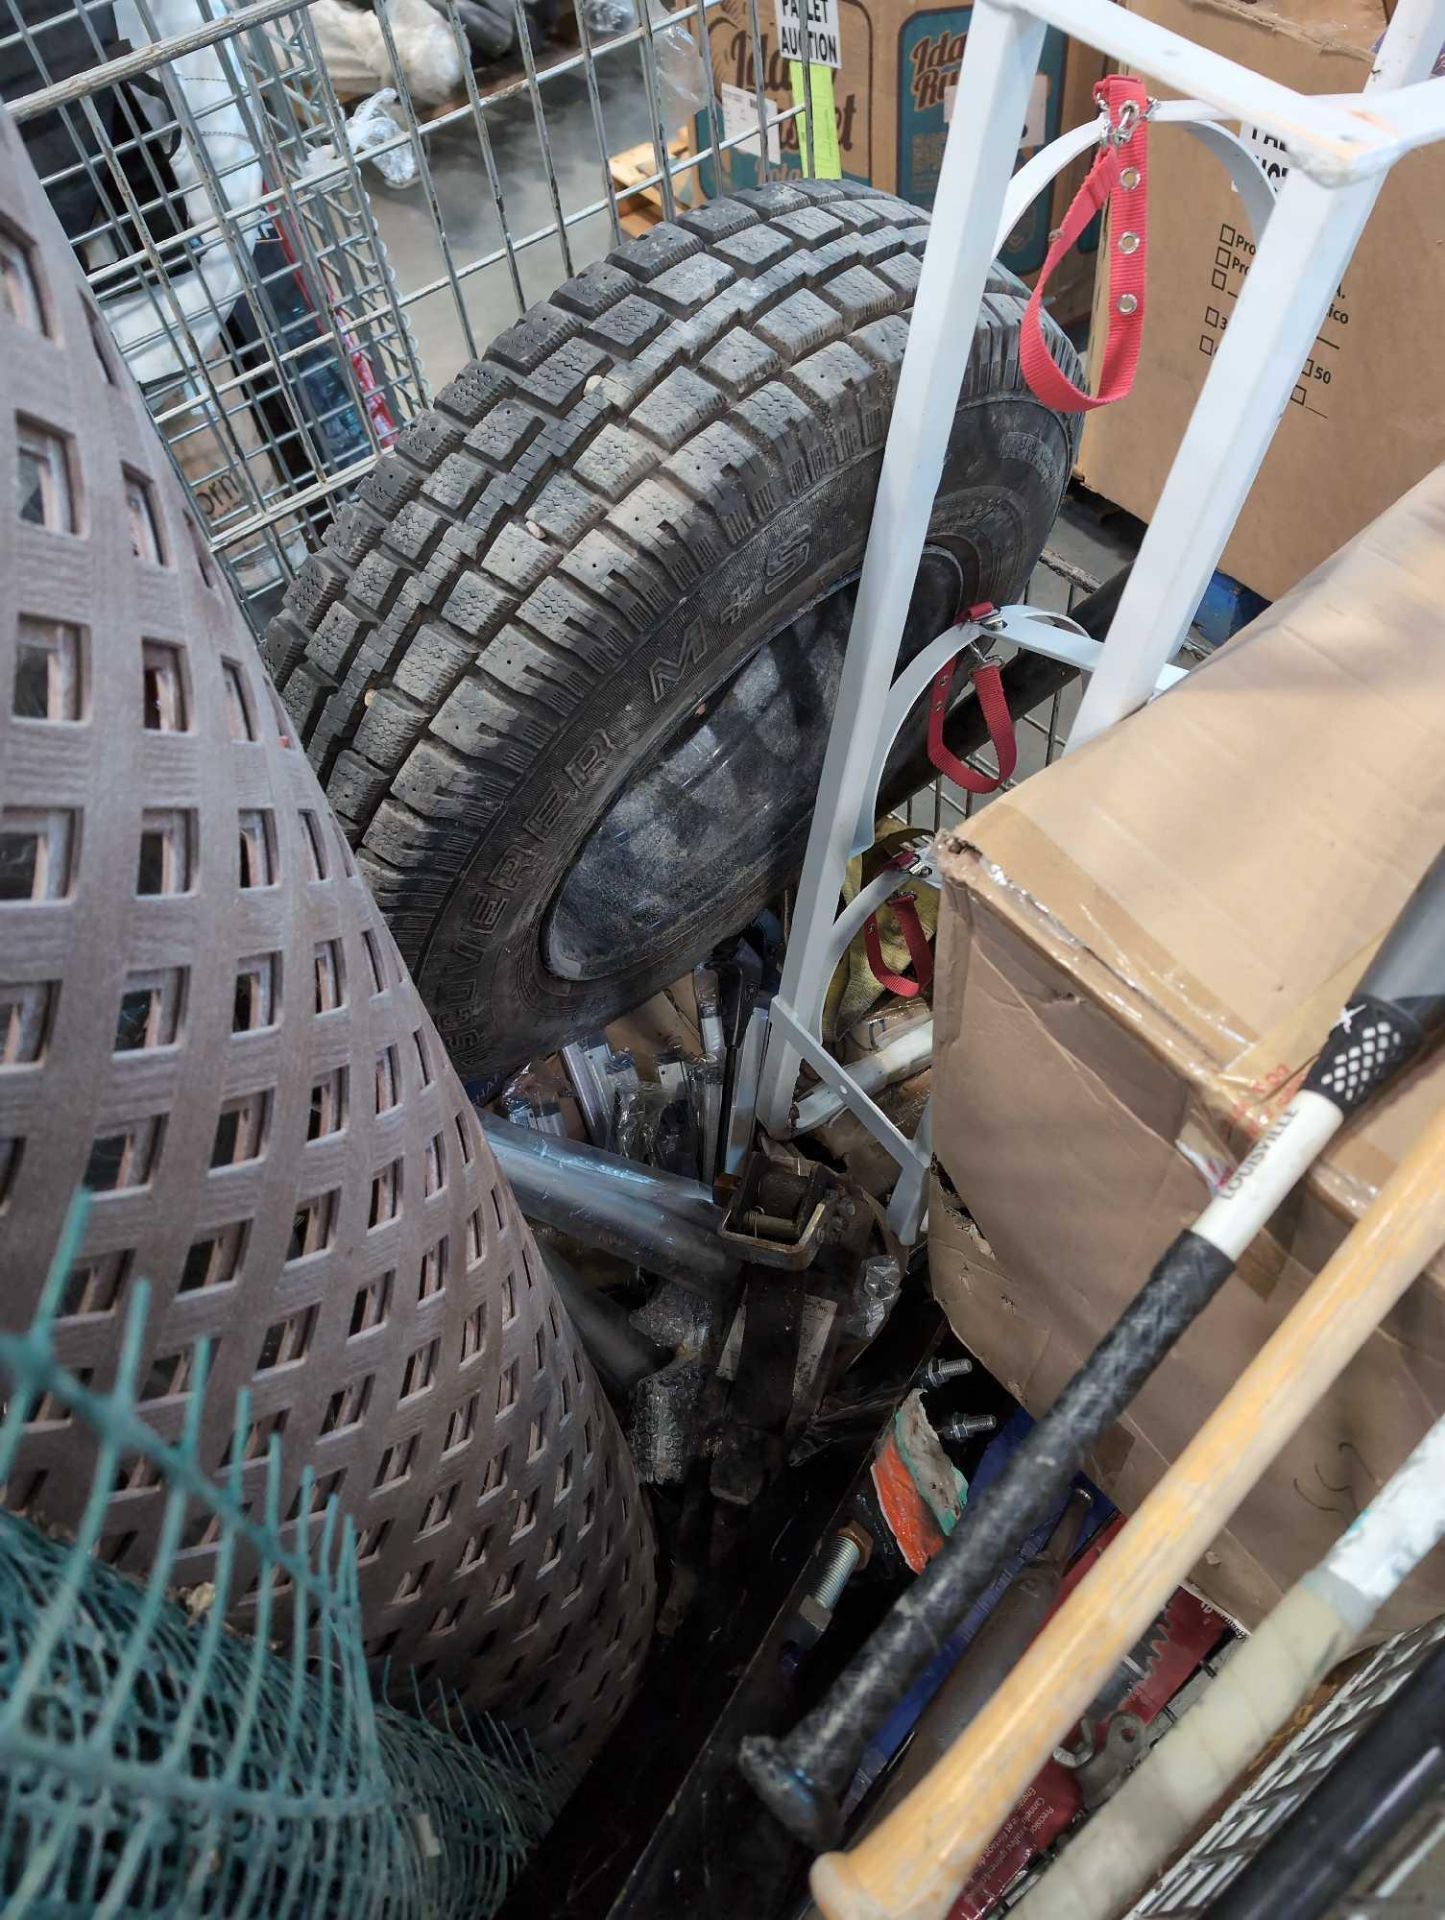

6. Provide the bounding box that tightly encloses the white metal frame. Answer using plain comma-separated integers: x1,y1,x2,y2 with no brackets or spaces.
757,0,1445,1241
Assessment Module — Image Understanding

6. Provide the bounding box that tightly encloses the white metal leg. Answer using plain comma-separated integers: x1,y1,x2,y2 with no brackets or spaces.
755,0,1047,1151
1370,0,1445,87
755,0,1445,1229
1066,169,1383,750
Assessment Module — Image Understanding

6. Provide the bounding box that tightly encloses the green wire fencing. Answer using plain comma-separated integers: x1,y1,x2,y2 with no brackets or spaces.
0,1195,552,1918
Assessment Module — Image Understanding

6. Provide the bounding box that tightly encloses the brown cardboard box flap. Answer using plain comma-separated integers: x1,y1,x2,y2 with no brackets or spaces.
1075,0,1445,601
940,461,1445,1223
930,464,1445,1629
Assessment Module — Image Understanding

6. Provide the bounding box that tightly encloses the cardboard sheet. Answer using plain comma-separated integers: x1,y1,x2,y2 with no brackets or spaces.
930,464,1445,1632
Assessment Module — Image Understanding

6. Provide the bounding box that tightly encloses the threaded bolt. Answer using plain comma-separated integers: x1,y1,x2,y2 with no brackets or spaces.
811,1533,864,1611
938,1412,998,1444
921,1356,975,1389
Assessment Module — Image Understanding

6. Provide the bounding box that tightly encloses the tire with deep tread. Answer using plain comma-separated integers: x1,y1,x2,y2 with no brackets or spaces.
266,182,1081,1079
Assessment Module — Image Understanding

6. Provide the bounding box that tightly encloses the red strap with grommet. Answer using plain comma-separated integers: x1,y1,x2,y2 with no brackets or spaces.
1020,75,1150,414
927,605,1018,796
864,891,934,999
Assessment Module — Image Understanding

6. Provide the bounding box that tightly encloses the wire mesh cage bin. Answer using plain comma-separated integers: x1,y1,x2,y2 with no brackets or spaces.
0,1199,555,1917
0,0,814,634
2,0,429,626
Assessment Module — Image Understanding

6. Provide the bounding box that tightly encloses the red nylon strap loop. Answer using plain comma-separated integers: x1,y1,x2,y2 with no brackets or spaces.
928,655,1018,795
1020,76,1150,414
864,891,934,999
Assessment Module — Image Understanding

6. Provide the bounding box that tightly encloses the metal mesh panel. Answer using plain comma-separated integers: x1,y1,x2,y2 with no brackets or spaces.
0,99,654,1751
1,0,792,632
1131,1612,1445,1917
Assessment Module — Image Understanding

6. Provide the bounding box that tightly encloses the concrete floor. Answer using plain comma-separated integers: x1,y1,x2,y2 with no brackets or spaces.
369,46,657,389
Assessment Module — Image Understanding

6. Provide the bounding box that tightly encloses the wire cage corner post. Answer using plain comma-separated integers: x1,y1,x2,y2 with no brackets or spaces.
756,0,1445,1238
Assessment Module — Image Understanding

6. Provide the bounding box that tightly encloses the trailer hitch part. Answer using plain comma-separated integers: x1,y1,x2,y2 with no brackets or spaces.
719,1154,839,1271
738,846,1445,1851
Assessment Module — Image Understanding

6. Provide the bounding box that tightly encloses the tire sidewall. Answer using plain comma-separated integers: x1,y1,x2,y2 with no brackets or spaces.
419,387,1070,1075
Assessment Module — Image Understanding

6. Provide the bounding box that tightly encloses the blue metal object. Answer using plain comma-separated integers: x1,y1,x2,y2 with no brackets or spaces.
841,1409,1112,1817
1194,570,1270,648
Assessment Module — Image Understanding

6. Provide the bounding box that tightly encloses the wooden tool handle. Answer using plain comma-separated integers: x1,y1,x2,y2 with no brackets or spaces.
811,1099,1445,1920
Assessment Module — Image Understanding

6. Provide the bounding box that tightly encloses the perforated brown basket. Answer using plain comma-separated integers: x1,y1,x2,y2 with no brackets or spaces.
0,109,653,1754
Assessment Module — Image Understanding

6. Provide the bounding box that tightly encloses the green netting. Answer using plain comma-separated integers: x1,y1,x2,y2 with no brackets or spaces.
0,1197,552,1918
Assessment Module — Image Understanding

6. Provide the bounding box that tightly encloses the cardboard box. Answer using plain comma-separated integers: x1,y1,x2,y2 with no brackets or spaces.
1077,0,1445,601
928,462,1445,1635
700,0,1104,319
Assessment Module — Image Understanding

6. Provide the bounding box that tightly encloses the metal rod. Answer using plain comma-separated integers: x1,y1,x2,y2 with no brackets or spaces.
813,1103,1445,1920
786,1021,934,1139
5,0,331,119
741,849,1445,1848
480,1116,740,1296
513,0,576,280
540,1247,670,1394
561,1038,613,1145
754,0,1046,1147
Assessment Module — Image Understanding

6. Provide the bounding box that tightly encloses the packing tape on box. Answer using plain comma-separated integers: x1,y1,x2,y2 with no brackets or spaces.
788,60,842,178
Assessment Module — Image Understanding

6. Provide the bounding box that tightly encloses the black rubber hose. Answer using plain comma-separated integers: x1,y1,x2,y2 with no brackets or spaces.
738,845,1445,1848
1206,1633,1445,1920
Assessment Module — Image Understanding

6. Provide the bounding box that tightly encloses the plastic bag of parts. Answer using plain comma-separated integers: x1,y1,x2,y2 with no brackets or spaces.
346,91,419,188
583,0,710,134
650,0,710,131
582,0,637,39
309,0,463,108
837,1255,904,1347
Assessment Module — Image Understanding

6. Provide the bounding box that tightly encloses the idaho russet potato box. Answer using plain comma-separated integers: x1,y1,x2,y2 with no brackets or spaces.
1077,0,1445,600
929,464,1445,1635
700,0,1104,321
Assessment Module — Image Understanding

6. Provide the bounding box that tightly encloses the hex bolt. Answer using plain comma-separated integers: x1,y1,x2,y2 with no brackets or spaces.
812,1531,865,1611
938,1412,998,1443
920,1355,975,1389
784,1526,872,1664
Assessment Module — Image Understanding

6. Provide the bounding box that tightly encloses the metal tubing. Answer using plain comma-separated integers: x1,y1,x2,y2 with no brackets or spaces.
561,1039,612,1146
990,0,1425,179
480,1116,740,1296
541,1248,670,1395
787,1021,935,1138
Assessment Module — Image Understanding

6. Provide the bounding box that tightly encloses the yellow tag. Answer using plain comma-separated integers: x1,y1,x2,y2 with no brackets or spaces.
787,61,842,180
